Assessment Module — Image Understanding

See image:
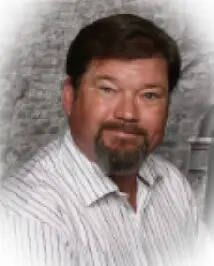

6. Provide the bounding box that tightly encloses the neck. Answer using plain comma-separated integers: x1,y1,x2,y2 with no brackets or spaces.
111,174,137,211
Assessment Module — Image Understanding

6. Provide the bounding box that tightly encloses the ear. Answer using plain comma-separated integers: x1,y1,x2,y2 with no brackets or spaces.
62,77,74,115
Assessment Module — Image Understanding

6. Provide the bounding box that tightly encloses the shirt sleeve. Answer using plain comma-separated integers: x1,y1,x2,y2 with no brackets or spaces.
0,206,74,266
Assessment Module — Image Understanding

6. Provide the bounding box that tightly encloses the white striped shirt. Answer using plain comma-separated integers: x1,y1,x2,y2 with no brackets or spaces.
0,128,210,266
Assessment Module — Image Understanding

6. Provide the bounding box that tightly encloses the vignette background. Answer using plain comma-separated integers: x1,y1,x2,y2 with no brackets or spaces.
0,0,214,215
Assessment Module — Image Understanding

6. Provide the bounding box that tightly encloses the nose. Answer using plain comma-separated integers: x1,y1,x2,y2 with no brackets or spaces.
114,93,139,123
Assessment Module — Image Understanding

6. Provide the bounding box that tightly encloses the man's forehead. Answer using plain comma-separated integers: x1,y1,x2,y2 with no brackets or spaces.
86,57,167,74
83,58,168,89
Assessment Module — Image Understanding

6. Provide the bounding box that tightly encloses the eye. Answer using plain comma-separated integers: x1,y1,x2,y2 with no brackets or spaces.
99,86,116,94
143,92,160,100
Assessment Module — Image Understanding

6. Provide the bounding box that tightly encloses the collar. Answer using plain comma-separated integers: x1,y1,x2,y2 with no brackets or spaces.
138,154,163,188
59,128,163,207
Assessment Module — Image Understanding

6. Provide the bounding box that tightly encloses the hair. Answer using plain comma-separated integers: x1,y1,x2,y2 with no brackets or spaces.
66,13,181,93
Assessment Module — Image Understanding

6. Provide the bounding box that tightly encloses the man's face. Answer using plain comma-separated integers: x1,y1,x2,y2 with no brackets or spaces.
64,58,169,175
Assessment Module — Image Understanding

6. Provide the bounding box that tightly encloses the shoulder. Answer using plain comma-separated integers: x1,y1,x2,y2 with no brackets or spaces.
150,153,184,177
1,135,62,189
149,153,196,211
0,136,66,231
150,153,190,186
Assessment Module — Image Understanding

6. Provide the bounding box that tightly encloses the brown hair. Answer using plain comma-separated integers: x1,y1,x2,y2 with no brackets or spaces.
66,13,181,92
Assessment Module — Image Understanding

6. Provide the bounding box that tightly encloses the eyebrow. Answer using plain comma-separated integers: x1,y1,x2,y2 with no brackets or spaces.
143,83,167,91
93,75,167,91
93,75,118,83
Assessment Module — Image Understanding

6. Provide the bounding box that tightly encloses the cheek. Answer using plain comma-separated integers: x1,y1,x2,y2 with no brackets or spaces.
148,114,167,132
83,101,111,136
140,108,168,148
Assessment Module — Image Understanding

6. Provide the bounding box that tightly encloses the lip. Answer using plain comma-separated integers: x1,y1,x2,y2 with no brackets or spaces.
110,131,138,138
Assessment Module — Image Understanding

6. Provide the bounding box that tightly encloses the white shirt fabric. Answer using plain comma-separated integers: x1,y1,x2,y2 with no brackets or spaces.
0,128,209,266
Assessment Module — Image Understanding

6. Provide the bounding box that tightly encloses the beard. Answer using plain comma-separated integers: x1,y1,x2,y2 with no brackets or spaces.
94,121,149,176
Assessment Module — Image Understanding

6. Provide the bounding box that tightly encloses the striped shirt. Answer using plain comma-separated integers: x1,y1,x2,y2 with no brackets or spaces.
0,128,210,266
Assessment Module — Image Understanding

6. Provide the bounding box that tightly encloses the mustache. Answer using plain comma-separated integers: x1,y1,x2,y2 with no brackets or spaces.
98,121,147,136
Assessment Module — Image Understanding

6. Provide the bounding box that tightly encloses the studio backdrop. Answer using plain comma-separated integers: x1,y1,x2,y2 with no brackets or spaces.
0,0,214,216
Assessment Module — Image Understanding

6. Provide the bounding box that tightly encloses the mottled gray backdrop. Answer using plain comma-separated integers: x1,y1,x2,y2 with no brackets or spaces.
0,0,214,214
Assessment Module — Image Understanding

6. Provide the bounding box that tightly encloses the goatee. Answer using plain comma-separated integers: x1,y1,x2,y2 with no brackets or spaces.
94,121,149,176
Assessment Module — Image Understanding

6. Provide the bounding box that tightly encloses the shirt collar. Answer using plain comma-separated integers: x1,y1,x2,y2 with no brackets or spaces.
59,128,163,207
138,154,163,188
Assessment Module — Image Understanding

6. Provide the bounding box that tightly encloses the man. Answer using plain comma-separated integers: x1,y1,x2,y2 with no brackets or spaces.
0,13,208,266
